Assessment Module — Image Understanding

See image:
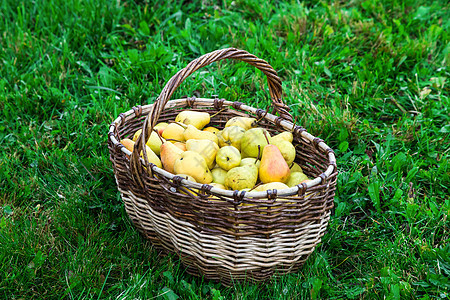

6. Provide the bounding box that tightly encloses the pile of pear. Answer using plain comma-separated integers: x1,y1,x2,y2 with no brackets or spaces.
120,110,311,194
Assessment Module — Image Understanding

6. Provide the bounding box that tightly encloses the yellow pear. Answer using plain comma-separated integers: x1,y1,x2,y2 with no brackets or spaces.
217,126,246,150
254,182,289,192
160,141,184,173
240,157,261,168
162,123,185,142
173,151,213,184
272,131,293,143
175,111,210,129
211,167,228,185
286,172,310,187
154,122,169,136
120,138,162,168
183,124,219,145
173,142,187,151
120,138,136,155
203,127,220,134
141,145,162,168
207,183,227,202
174,174,199,196
253,182,291,213
175,174,197,183
290,162,303,173
216,146,241,171
272,139,296,166
259,142,290,183
132,129,142,142
185,139,219,169
209,183,226,190
132,129,165,155
225,164,258,191
240,128,271,158
225,116,257,130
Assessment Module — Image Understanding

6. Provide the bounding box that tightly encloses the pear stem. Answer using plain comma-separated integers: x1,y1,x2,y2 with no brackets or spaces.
210,108,227,119
169,121,188,129
248,182,262,192
256,145,261,162
154,129,165,144
165,138,183,143
263,131,271,145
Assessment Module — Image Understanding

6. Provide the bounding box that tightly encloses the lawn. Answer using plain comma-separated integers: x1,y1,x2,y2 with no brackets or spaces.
0,0,449,299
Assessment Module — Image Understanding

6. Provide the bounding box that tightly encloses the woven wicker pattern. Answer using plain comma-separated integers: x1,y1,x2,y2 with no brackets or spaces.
108,48,337,285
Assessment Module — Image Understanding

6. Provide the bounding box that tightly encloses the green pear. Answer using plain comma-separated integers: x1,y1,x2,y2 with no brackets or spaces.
290,162,303,173
175,111,210,129
162,123,185,142
211,167,228,185
286,172,310,187
216,146,241,171
225,116,257,130
272,131,293,143
185,139,219,169
272,139,296,166
259,143,290,183
160,141,184,173
225,164,258,191
240,128,271,158
173,151,213,184
217,126,246,150
183,124,219,145
254,182,289,192
133,129,165,155
239,157,261,168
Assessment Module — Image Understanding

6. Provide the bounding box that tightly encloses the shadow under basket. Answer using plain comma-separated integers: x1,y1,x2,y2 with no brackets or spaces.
107,48,337,286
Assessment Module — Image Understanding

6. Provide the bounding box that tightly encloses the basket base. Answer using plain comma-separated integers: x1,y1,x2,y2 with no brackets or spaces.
119,186,330,285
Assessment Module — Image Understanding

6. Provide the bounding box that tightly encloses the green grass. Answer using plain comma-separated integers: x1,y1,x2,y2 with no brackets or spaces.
0,0,449,298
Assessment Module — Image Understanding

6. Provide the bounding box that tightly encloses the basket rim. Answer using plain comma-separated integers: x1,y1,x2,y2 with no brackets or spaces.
109,97,337,199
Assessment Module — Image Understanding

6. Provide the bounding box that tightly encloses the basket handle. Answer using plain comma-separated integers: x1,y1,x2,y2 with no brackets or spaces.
131,48,292,179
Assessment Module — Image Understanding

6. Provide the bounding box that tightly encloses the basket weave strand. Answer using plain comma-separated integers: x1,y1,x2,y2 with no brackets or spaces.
108,48,337,285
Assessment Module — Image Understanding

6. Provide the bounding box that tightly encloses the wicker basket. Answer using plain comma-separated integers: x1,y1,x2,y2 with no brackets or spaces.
108,48,337,285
